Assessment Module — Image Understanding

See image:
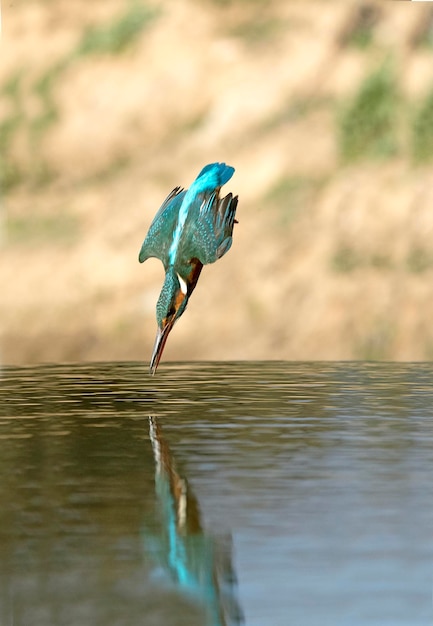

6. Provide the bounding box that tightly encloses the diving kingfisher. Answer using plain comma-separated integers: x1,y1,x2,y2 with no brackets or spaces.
139,162,238,375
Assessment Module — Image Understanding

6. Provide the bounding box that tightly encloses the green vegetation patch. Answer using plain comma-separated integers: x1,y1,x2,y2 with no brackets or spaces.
0,70,25,153
7,213,81,247
259,96,333,135
1,161,23,192
331,245,361,273
0,114,24,154
229,16,283,45
76,3,159,57
0,71,26,192
331,246,395,273
338,65,399,162
265,175,323,226
82,154,131,186
355,317,395,361
411,88,433,163
406,246,432,273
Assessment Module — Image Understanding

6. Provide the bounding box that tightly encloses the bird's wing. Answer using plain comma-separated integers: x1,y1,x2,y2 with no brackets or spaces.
138,187,186,265
183,192,238,265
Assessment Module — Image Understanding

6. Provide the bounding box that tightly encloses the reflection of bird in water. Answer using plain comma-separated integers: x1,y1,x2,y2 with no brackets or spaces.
139,163,238,374
147,417,244,626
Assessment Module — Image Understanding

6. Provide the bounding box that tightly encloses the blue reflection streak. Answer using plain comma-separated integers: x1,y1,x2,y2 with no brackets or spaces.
145,417,243,626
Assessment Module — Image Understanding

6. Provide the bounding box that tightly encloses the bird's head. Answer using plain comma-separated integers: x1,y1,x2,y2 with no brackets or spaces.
150,269,189,375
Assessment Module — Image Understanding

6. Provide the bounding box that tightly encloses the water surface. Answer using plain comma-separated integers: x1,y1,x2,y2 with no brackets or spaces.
1,361,432,625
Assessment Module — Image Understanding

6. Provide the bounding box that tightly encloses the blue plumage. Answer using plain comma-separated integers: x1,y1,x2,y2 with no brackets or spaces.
139,163,238,374
193,162,235,191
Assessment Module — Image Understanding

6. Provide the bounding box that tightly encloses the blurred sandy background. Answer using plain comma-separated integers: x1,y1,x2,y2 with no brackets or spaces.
2,0,433,365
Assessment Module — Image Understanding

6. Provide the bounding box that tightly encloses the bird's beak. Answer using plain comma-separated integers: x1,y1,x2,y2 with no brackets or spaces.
149,321,174,375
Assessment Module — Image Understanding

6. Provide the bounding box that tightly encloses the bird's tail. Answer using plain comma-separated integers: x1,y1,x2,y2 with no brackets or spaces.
192,162,235,193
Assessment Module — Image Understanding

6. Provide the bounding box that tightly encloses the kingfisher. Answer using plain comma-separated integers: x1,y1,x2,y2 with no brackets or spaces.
139,162,238,375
